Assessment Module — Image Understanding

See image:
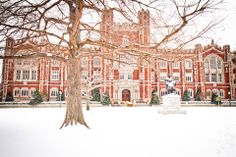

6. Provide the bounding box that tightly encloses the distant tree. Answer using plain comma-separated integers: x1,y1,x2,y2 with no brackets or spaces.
56,92,65,101
211,92,218,104
30,90,43,105
5,92,14,102
91,88,100,102
101,92,111,106
150,90,160,105
195,88,202,101
182,90,191,101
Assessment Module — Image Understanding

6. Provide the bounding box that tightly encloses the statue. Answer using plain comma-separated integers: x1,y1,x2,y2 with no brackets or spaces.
165,75,176,94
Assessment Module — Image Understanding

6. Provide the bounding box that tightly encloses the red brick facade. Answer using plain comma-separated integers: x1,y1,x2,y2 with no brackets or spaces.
2,9,236,102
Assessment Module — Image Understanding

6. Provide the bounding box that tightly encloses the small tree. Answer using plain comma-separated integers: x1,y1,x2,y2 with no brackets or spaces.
91,88,100,102
56,92,65,101
150,90,160,105
29,90,43,105
211,92,218,104
182,90,191,101
5,92,14,102
195,88,202,101
101,92,111,106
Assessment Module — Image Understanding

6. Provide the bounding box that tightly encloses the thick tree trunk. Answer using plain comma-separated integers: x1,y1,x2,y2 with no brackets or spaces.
60,56,89,129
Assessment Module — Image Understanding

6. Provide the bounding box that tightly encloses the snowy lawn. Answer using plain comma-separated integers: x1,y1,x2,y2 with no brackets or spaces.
0,106,236,157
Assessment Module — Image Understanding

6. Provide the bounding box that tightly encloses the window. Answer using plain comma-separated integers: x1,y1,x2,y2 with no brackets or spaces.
185,60,192,69
14,88,20,97
65,89,68,97
205,73,210,82
120,73,125,80
175,89,180,95
205,60,209,71
30,88,36,97
212,89,219,95
220,89,224,98
186,76,192,82
128,73,132,80
212,73,217,82
160,73,167,81
186,73,192,82
160,89,166,96
188,89,193,98
160,61,167,68
93,57,100,67
206,89,211,96
218,73,222,82
173,73,180,82
122,35,129,45
82,71,88,80
172,62,179,69
93,71,101,81
151,72,155,81
21,88,29,97
31,70,37,80
51,60,60,66
51,70,60,80
81,57,87,67
23,60,30,65
205,55,224,82
217,59,222,69
23,70,30,80
50,88,58,97
16,70,21,80
16,59,22,65
210,56,216,69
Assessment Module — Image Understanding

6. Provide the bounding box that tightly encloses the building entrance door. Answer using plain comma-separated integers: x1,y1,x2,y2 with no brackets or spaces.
122,89,131,101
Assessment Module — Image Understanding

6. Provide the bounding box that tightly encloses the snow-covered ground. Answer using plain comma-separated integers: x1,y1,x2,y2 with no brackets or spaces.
0,106,236,157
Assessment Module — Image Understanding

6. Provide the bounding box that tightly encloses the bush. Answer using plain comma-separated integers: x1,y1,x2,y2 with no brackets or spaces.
150,90,160,105
91,88,100,101
29,90,43,105
182,90,191,101
101,92,111,106
5,92,14,102
56,92,65,101
194,88,202,101
211,92,218,104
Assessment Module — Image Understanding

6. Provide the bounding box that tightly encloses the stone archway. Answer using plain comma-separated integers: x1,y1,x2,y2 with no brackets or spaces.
122,89,131,102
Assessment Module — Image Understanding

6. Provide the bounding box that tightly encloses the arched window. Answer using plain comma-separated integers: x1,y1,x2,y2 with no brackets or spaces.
204,55,224,82
21,88,29,97
30,88,36,97
50,88,58,97
220,89,225,98
13,88,20,97
212,89,219,95
187,89,193,98
206,89,211,99
93,57,100,67
81,57,87,67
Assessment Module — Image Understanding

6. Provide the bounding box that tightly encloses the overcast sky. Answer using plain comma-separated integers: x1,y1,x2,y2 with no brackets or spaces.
213,0,236,50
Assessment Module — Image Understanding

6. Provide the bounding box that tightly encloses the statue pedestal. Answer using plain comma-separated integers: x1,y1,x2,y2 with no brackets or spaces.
159,93,186,114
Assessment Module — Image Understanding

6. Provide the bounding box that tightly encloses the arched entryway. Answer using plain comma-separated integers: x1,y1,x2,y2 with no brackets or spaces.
122,89,131,101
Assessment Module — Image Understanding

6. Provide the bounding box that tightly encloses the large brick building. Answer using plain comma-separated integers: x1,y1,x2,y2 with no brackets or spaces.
2,9,236,102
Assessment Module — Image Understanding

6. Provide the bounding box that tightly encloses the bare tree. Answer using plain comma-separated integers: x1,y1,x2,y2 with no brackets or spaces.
0,0,223,128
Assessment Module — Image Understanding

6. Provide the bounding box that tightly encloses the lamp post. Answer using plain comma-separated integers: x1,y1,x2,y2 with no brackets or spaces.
59,90,62,107
228,91,231,107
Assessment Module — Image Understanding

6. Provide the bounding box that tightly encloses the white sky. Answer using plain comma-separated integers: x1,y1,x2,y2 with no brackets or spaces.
212,0,236,50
